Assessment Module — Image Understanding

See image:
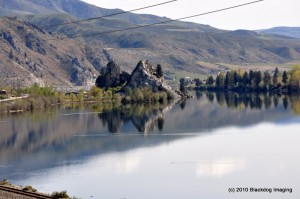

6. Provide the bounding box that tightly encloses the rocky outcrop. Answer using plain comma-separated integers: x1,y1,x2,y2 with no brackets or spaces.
95,61,128,89
126,60,180,98
95,60,192,100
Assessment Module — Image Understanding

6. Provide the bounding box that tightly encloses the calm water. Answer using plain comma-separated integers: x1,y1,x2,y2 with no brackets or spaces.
0,92,300,199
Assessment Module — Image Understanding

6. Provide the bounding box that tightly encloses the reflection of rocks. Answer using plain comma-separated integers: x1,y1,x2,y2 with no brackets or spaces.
98,110,123,133
98,103,173,134
131,111,164,133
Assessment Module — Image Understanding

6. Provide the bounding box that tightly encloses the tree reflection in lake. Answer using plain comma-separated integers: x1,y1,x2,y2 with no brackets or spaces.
200,91,295,112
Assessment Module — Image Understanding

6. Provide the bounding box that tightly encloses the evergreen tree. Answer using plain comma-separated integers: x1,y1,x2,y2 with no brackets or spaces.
228,71,235,88
273,67,279,85
216,73,225,89
263,71,271,87
249,70,254,86
242,71,250,85
254,71,262,87
207,76,214,86
233,71,242,85
179,78,186,92
194,78,201,87
282,71,288,85
224,72,229,88
156,64,163,78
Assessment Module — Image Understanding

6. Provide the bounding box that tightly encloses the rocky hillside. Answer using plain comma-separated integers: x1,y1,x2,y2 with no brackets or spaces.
0,17,99,87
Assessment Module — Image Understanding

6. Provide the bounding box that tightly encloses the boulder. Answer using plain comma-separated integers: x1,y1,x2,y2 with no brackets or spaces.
96,61,124,89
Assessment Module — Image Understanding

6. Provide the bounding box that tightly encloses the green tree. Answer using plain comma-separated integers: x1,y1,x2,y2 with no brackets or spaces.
253,71,262,87
273,67,279,86
282,71,288,85
216,73,225,89
289,65,300,88
225,71,235,88
233,71,240,85
179,78,186,92
90,86,103,98
207,76,214,86
194,78,201,87
156,64,163,78
249,70,254,86
242,71,250,85
132,88,144,102
263,71,271,87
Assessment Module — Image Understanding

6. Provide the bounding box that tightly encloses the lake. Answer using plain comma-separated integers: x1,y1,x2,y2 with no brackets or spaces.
0,92,300,199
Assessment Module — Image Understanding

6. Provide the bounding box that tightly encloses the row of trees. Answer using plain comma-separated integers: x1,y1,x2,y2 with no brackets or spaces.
190,66,300,92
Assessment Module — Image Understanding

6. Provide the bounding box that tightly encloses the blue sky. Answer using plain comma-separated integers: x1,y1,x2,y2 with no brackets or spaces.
81,0,300,30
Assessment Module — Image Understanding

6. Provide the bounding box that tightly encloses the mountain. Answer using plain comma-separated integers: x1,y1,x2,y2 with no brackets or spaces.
0,17,99,87
1,0,300,87
258,27,300,39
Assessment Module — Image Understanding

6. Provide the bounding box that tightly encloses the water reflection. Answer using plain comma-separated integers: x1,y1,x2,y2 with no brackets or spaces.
196,91,300,114
1,92,300,182
98,103,171,133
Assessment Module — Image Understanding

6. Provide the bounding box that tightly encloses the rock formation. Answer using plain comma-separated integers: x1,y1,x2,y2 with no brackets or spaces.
95,61,129,89
126,60,180,98
95,60,191,100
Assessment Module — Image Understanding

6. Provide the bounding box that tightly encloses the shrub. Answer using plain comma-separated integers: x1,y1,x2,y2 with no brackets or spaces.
132,88,144,102
22,186,37,192
51,190,70,199
0,179,10,186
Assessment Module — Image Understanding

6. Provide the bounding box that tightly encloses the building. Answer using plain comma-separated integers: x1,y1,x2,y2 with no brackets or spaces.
0,90,7,95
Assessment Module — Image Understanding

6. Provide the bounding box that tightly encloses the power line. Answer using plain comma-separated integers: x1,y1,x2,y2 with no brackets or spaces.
48,0,264,41
40,0,178,28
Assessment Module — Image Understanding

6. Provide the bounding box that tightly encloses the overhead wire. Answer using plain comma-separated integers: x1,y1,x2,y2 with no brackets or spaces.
45,0,264,41
39,0,178,28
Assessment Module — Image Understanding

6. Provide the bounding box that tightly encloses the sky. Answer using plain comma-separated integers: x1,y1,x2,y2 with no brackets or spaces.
81,0,300,30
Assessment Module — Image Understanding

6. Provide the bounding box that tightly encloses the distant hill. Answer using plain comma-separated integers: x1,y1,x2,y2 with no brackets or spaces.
225,29,259,37
0,0,179,25
258,27,300,39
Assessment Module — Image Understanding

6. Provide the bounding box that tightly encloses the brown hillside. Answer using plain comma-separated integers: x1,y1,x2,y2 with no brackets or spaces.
0,17,99,87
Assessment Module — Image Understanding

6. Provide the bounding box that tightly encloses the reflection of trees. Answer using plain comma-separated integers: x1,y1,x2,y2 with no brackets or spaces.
273,94,279,108
283,96,289,110
206,93,215,103
196,91,202,100
263,94,272,110
180,101,186,110
199,91,300,113
216,92,225,106
98,103,171,133
290,95,300,115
